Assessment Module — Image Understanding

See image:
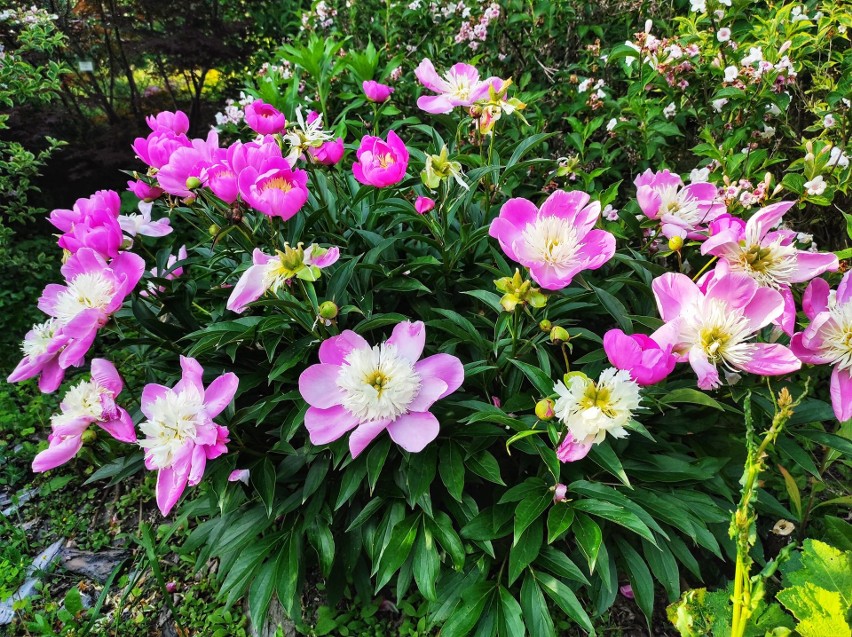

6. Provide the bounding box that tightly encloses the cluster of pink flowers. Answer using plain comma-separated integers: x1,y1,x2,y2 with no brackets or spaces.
453,2,500,51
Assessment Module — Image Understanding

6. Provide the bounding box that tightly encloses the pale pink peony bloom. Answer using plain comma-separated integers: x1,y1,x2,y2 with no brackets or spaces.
7,319,70,392
552,483,568,503
603,329,676,386
299,321,464,457
32,359,136,472
414,58,500,114
651,272,801,390
238,157,309,219
308,138,345,165
488,190,615,290
139,356,238,515
133,129,191,169
791,272,852,421
49,190,123,260
226,137,284,174
634,168,725,239
244,100,287,135
556,431,592,462
119,201,172,238
228,469,250,484
352,131,409,188
363,80,394,103
414,196,435,214
701,202,838,334
127,179,164,202
146,110,190,135
226,244,339,313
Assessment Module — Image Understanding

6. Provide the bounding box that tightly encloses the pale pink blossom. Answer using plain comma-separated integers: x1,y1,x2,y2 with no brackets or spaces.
238,157,309,219
414,58,500,114
244,100,287,135
119,201,172,238
634,168,725,239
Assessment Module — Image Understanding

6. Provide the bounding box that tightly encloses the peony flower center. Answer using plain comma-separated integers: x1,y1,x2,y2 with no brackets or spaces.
21,318,59,357
262,177,294,193
578,383,616,418
53,273,115,325
337,344,421,421
522,216,581,267
657,185,703,225
138,389,205,469
56,380,106,421
729,239,797,289
823,302,852,370
684,298,754,366
447,72,473,101
377,153,396,168
553,368,640,444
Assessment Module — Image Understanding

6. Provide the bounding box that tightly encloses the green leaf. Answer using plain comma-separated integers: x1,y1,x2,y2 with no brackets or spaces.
777,465,802,520
590,284,633,332
536,546,589,585
508,359,554,397
497,587,525,637
588,443,631,487
375,514,420,591
572,513,602,573
777,583,850,637
366,436,391,495
64,586,83,616
508,518,543,586
534,571,595,634
572,499,657,544
513,490,552,546
782,539,852,607
412,522,439,602
468,450,506,486
252,458,277,517
439,442,466,502
795,430,852,457
439,583,494,637
659,388,725,411
617,539,654,625
546,505,575,544
520,573,556,637
248,559,276,630
406,445,437,505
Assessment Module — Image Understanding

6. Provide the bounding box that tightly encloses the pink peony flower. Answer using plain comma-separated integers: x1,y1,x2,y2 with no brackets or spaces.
7,319,70,392
139,356,238,515
552,483,568,503
603,329,676,386
299,321,464,457
156,130,225,198
238,157,309,219
32,359,136,472
146,110,190,135
556,431,592,462
620,585,635,599
127,179,164,202
308,138,345,165
133,129,191,170
50,190,124,260
202,162,240,203
415,196,435,214
227,137,284,174
651,272,801,390
363,80,394,103
634,168,725,239
791,273,852,421
488,190,616,290
701,201,839,334
142,245,188,297
227,244,339,313
244,100,287,135
352,131,409,188
119,201,172,238
228,469,250,484
414,58,500,114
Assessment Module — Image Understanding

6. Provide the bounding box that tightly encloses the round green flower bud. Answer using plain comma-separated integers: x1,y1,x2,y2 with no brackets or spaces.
550,326,570,344
318,301,339,320
535,398,555,421
208,224,220,236
539,319,552,332
185,176,202,190
81,429,97,444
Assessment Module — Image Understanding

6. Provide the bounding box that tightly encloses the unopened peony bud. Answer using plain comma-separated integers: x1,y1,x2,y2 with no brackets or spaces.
185,176,202,190
535,398,555,420
208,224,220,236
550,326,570,344
318,301,339,320
81,429,97,444
668,236,684,251
539,319,552,332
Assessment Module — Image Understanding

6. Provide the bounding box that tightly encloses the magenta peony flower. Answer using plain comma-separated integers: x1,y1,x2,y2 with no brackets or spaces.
226,244,339,313
244,100,287,135
352,131,409,187
415,196,435,214
489,190,616,290
791,272,852,421
50,189,123,259
555,431,592,463
227,137,284,174
202,162,240,203
308,138,345,165
7,319,70,392
363,80,394,103
156,130,225,198
127,179,164,202
414,58,501,114
634,168,725,239
32,359,136,472
138,356,238,515
238,157,309,220
133,129,191,169
701,201,838,334
603,329,676,386
146,110,190,135
119,201,172,238
651,272,801,390
299,321,464,457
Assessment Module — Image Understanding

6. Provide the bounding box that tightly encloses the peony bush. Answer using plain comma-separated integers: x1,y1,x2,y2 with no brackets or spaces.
7,0,852,634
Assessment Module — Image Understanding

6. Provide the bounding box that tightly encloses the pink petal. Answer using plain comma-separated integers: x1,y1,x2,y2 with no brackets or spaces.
739,343,801,376
90,358,123,395
226,263,270,313
386,411,440,453
387,321,426,363
636,186,662,219
802,278,830,320
156,463,191,516
790,333,833,365
99,408,137,443
318,331,369,365
789,251,839,283
348,419,391,458
745,201,795,239
689,348,720,390
298,364,344,409
187,444,208,487
498,197,539,230
414,353,464,398
414,58,449,93
652,273,701,322
837,272,852,306
176,356,204,396
204,372,239,418
141,384,170,419
603,330,642,370
32,435,84,472
831,367,852,422
407,377,449,412
576,229,616,270
777,287,797,336
740,286,785,332
539,190,592,226
305,405,360,445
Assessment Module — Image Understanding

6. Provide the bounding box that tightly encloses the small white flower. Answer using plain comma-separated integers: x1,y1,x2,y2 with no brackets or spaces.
712,98,728,112
824,114,836,128
602,205,620,221
689,0,706,12
663,102,677,119
829,147,850,169
606,118,618,132
804,175,827,196
689,167,711,183
717,27,731,42
577,78,592,93
723,65,739,82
